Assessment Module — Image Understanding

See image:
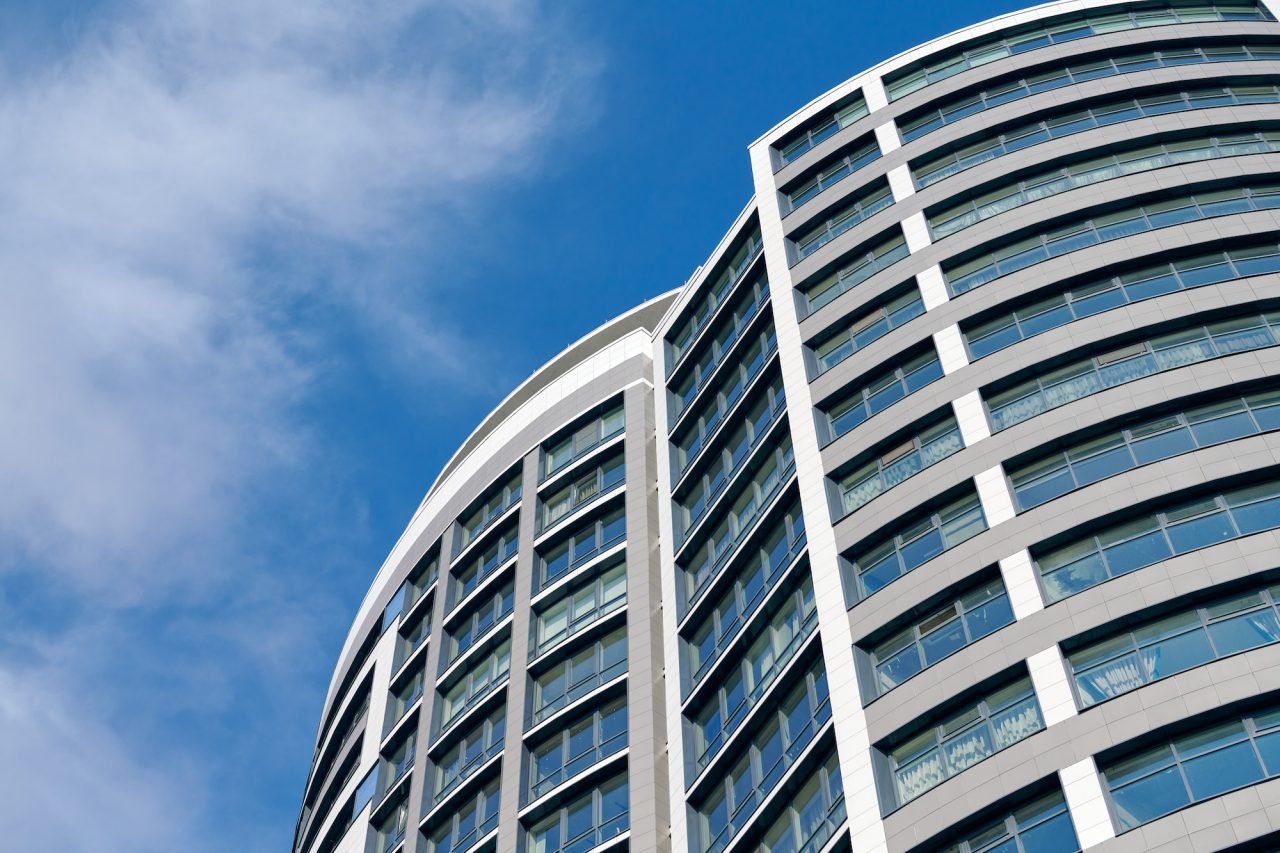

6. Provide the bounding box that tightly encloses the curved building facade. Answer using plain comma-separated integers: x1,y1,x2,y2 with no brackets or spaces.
295,2,1280,851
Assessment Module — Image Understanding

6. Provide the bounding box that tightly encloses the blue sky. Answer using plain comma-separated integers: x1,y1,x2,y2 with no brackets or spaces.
0,0,1024,849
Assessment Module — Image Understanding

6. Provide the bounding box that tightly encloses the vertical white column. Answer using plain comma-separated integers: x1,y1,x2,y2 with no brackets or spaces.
933,324,969,376
974,464,1016,527
1027,646,1077,727
999,549,1045,620
749,141,888,853
885,163,915,202
1060,758,1118,848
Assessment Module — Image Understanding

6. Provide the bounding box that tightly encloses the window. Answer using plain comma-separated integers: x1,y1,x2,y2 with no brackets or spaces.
456,469,522,552
1009,388,1280,509
945,180,1280,296
986,311,1280,432
674,321,778,432
526,773,629,853
685,501,808,685
395,606,431,670
541,453,624,531
693,659,831,853
802,229,909,313
670,278,771,418
930,129,1280,238
964,240,1280,359
446,582,514,664
916,81,1280,189
532,627,628,724
440,639,511,730
678,433,794,545
930,786,1079,853
1070,581,1280,707
885,3,1271,101
792,180,894,259
811,284,925,374
785,136,880,210
538,508,626,588
378,732,416,799
886,674,1044,807
529,699,627,798
823,346,943,441
845,488,987,600
674,371,785,480
835,413,964,516
428,776,500,853
450,522,518,609
776,93,869,164
1035,478,1280,603
689,576,818,773
868,576,1013,697
434,707,505,805
899,41,1280,143
543,404,626,480
669,229,765,368
1101,705,1280,831
536,559,627,655
388,671,424,725
373,798,409,853
757,751,846,853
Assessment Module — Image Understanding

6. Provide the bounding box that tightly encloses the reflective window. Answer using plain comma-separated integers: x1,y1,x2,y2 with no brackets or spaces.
678,433,793,545
824,345,943,440
785,136,880,210
887,675,1044,806
541,453,624,532
803,229,909,313
1009,388,1280,509
836,413,964,516
1036,478,1280,603
887,3,1272,101
931,129,1280,238
374,798,410,853
669,229,765,368
1101,705,1280,831
694,659,832,853
900,41,1280,143
440,639,511,730
812,284,924,375
388,670,424,726
428,776,500,853
671,277,771,420
394,605,431,670
930,787,1079,853
538,507,626,588
987,311,1280,432
543,404,626,480
756,751,846,853
532,627,628,724
689,576,818,774
776,93,869,164
792,180,894,260
456,468,522,552
1070,581,1280,708
946,181,1280,296
378,731,416,799
868,576,1013,696
434,707,505,805
526,773,629,853
529,699,627,798
845,489,987,600
964,241,1280,359
450,522,518,610
535,559,627,656
674,370,785,480
446,582,514,665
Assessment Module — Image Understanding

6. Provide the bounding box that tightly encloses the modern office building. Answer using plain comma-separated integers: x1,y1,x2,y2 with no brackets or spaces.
294,1,1280,851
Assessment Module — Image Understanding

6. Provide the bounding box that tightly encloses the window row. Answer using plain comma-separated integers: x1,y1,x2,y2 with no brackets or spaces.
693,658,832,853
675,370,784,482
931,129,1280,239
916,81,1280,189
964,240,1280,360
803,229,909,314
382,551,439,635
834,412,964,517
899,40,1280,143
845,488,987,601
1036,477,1280,603
685,501,808,687
539,507,626,589
671,276,770,419
446,582,514,666
690,576,818,774
456,468,521,553
785,136,880,210
823,345,943,442
530,699,627,799
811,284,924,375
450,522,517,610
932,786,1078,853
678,432,794,546
434,707,505,806
884,1,1268,101
532,627,628,725
427,775,500,853
526,772,628,853
541,452,624,532
535,559,627,657
543,403,625,481
986,310,1280,432
757,751,846,853
394,603,431,673
1009,387,1280,510
440,638,511,732
377,731,416,803
776,92,869,165
792,180,894,260
669,229,765,368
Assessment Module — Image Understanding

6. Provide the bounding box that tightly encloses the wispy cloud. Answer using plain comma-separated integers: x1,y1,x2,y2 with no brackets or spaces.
0,0,597,849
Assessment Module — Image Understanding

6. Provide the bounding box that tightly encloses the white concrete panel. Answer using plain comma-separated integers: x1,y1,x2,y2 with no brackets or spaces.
916,265,950,311
1027,646,1078,727
886,163,915,203
999,549,1045,620
933,324,970,376
975,464,1017,527
952,390,991,446
1060,757,1117,849
874,120,900,156
901,210,932,254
